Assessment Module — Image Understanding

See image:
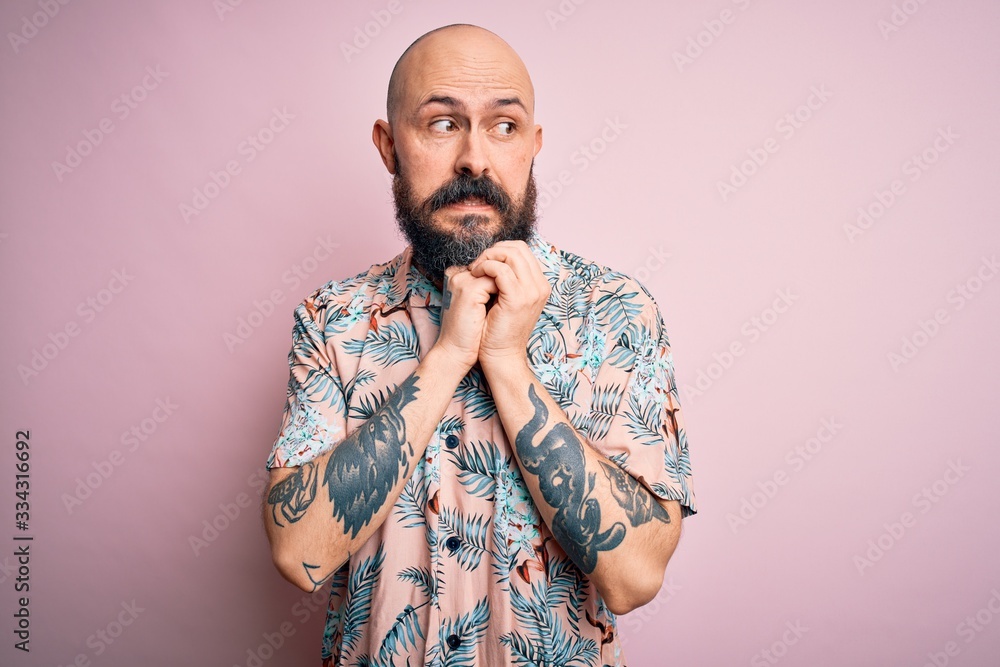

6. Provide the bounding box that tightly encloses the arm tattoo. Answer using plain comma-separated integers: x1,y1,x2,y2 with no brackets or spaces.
267,461,318,527
599,460,671,526
442,275,453,310
515,384,625,573
323,375,421,538
302,560,339,592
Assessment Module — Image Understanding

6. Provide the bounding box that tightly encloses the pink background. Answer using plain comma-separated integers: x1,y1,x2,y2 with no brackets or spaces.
2,1,999,665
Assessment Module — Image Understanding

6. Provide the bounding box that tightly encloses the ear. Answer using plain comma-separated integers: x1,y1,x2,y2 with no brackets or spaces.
532,123,543,158
372,120,396,174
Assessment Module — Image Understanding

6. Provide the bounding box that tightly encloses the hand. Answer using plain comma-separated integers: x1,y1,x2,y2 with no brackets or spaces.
431,265,499,373
468,240,551,369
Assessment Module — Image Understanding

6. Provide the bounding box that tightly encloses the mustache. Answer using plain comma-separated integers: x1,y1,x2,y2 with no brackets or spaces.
424,174,512,214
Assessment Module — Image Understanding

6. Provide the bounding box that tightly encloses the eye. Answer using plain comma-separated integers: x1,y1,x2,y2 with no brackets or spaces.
431,119,457,132
496,121,516,136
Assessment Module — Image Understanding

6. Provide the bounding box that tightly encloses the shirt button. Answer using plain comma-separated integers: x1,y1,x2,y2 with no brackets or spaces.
446,536,461,551
445,434,460,449
446,634,462,649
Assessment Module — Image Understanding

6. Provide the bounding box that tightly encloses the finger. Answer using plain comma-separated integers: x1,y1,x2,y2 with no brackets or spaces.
448,272,498,304
470,258,526,301
470,242,542,287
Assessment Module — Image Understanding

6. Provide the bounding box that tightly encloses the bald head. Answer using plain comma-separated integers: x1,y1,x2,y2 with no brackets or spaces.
386,24,535,125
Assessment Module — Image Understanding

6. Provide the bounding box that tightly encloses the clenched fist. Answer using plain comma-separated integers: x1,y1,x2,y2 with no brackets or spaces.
431,264,499,373
467,240,551,370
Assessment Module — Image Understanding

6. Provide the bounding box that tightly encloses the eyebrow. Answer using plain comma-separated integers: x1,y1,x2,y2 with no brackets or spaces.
419,95,527,114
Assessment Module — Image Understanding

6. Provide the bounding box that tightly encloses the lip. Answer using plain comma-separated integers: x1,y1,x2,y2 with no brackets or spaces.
445,198,493,210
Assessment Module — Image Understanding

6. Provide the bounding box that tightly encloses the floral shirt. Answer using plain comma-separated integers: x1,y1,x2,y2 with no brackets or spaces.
266,232,697,666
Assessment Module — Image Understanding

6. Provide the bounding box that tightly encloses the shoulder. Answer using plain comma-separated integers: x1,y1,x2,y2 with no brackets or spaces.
292,250,404,334
546,240,663,320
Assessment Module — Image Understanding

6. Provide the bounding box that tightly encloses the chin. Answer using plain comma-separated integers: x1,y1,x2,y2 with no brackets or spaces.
435,210,499,233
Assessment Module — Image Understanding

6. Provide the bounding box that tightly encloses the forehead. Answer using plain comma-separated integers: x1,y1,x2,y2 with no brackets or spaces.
398,31,534,116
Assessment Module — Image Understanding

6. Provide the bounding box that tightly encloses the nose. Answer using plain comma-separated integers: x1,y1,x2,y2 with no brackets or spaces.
455,130,490,178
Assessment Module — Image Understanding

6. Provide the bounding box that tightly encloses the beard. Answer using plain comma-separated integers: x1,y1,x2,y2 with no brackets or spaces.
391,153,538,284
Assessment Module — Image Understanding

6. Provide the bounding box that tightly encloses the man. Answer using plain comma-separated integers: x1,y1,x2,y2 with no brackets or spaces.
262,24,696,667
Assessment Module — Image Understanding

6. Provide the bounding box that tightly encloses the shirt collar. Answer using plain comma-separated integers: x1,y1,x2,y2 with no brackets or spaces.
371,231,561,314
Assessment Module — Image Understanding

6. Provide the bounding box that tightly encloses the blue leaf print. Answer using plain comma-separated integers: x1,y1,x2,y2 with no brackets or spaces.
428,303,442,327
662,427,693,504
424,596,490,667
455,368,497,420
376,602,427,665
607,451,630,467
438,507,490,571
605,321,654,371
349,385,396,422
569,409,594,438
344,368,376,403
545,556,586,617
550,274,590,323
342,543,385,654
560,249,605,287
437,415,465,436
394,463,428,529
531,310,568,344
324,289,369,336
500,561,600,666
623,392,664,446
341,337,366,356
425,525,446,603
587,383,624,441
450,440,503,500
398,566,438,600
296,361,346,413
365,320,420,367
594,283,642,336
542,366,580,412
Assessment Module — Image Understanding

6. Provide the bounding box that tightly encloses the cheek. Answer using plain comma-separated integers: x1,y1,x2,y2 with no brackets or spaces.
401,145,455,194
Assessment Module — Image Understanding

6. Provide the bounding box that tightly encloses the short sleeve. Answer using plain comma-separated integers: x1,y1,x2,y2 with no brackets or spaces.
266,297,349,469
582,278,697,518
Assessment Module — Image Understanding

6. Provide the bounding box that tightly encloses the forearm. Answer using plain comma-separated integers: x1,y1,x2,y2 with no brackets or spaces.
482,358,681,615
263,346,467,592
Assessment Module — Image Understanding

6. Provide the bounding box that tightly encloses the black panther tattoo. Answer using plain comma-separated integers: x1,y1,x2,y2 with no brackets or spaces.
323,375,421,538
515,384,626,573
